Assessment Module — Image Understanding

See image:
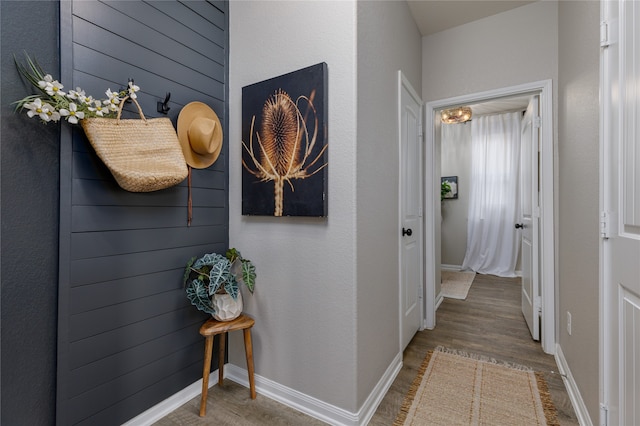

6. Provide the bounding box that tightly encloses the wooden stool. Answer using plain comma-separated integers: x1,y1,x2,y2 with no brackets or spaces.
198,314,256,417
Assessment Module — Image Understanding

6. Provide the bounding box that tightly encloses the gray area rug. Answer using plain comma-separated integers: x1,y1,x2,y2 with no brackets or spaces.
441,270,476,300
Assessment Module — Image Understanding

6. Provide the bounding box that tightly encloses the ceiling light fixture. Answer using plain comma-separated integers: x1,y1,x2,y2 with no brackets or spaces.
441,106,472,124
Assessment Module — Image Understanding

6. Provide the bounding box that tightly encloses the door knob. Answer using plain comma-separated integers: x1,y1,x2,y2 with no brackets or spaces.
402,227,413,236
515,223,524,229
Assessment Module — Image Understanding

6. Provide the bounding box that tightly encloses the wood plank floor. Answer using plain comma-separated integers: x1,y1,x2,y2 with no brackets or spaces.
155,273,578,425
369,273,578,426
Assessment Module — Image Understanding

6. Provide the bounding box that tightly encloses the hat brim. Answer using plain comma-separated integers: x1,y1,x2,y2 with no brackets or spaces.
177,102,223,169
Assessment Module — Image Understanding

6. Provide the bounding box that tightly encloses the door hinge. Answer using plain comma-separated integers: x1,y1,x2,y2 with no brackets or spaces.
599,211,608,238
418,124,423,138
600,19,618,48
535,296,542,315
600,403,608,426
600,211,617,239
601,21,610,47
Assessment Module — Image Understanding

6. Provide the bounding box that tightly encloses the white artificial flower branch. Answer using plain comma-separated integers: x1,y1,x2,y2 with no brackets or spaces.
13,53,141,124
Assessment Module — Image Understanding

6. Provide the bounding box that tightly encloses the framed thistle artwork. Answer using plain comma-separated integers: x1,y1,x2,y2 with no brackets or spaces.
242,63,328,217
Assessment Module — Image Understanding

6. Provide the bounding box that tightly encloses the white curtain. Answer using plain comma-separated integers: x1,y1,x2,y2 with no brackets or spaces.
461,112,521,277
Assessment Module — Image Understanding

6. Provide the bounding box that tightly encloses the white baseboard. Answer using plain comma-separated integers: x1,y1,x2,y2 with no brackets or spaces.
121,352,402,426
435,291,444,311
440,264,462,271
121,342,588,426
355,352,403,425
226,353,402,426
555,344,593,426
121,371,217,426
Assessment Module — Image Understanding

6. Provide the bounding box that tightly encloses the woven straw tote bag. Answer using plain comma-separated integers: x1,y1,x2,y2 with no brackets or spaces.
81,96,188,192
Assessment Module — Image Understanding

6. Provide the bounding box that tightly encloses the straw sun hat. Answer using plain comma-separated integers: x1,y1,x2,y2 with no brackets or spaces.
177,102,223,169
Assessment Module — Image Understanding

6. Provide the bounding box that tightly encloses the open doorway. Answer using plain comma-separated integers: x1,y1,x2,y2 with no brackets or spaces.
423,80,556,354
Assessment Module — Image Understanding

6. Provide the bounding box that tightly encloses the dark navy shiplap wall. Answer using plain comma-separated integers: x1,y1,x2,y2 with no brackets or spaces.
1,1,60,424
56,1,229,424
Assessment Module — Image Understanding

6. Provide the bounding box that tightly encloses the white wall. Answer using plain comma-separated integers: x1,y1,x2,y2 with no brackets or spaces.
228,1,422,419
227,1,599,421
356,0,422,409
422,1,601,420
229,0,359,412
557,1,600,421
441,123,471,266
422,1,558,103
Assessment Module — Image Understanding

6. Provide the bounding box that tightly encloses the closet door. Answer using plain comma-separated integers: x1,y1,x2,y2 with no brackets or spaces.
399,72,423,350
601,1,640,424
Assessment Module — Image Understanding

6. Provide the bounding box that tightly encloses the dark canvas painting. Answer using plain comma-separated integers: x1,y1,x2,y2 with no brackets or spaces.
242,63,328,217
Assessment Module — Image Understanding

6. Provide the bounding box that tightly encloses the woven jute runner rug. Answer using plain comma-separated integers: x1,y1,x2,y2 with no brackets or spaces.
394,347,559,426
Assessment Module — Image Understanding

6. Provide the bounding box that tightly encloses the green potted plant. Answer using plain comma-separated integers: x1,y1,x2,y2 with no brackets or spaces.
441,180,452,201
183,248,256,321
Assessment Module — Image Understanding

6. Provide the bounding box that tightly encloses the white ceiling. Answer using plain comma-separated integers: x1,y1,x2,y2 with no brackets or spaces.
407,0,536,36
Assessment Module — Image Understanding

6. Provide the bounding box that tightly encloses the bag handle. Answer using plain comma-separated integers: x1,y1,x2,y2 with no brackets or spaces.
116,95,147,123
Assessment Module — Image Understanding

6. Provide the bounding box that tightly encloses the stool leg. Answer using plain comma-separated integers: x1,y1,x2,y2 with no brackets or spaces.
218,332,226,386
200,335,214,417
243,327,257,399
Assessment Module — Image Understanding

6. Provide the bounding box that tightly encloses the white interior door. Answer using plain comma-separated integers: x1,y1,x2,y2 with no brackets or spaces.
602,1,640,424
399,72,423,351
520,96,540,341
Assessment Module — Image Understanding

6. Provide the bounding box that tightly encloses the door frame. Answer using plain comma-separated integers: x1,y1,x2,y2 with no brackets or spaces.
424,79,556,354
398,70,424,352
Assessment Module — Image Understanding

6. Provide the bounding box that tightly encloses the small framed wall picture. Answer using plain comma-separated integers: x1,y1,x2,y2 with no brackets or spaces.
441,176,458,200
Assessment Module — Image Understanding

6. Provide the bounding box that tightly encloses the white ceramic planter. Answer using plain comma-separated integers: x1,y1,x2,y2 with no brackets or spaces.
211,292,243,321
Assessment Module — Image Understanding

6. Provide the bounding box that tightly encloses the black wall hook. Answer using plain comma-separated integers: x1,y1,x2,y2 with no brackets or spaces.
157,92,171,114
